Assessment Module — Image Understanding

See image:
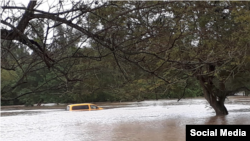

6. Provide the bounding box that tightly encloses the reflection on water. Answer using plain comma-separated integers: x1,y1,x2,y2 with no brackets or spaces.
1,96,250,141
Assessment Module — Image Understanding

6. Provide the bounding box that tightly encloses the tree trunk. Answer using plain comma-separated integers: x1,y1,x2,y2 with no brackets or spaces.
209,95,228,116
198,75,228,116
37,99,44,106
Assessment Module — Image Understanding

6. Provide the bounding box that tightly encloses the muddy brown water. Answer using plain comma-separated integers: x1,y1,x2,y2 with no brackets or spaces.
1,96,250,141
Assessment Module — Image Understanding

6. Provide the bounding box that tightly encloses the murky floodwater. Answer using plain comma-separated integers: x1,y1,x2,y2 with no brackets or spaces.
1,96,250,141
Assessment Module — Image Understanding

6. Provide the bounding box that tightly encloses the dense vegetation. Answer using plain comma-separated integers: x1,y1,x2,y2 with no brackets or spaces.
1,1,250,115
1,45,203,106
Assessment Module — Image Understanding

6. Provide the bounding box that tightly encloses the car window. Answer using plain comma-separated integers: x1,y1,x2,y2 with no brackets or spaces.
90,105,98,109
72,105,89,110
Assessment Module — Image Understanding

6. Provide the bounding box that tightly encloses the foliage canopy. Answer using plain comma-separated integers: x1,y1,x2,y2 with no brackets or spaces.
1,0,250,115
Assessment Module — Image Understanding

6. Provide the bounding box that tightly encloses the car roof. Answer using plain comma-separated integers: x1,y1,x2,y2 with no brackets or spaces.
68,103,96,106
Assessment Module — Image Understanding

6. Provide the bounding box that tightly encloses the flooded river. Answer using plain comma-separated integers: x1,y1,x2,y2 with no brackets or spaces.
1,96,250,141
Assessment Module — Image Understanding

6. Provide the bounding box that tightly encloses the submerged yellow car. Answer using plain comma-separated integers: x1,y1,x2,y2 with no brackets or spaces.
66,103,103,111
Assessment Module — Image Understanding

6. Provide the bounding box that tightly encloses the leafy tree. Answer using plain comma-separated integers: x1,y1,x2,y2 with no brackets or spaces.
1,1,250,115
85,1,250,115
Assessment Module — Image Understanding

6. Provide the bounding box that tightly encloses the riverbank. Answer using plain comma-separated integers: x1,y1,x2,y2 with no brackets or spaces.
1,96,249,111
1,104,66,110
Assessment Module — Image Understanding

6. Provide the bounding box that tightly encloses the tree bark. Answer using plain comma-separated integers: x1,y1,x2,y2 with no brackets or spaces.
198,75,228,116
209,95,228,116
